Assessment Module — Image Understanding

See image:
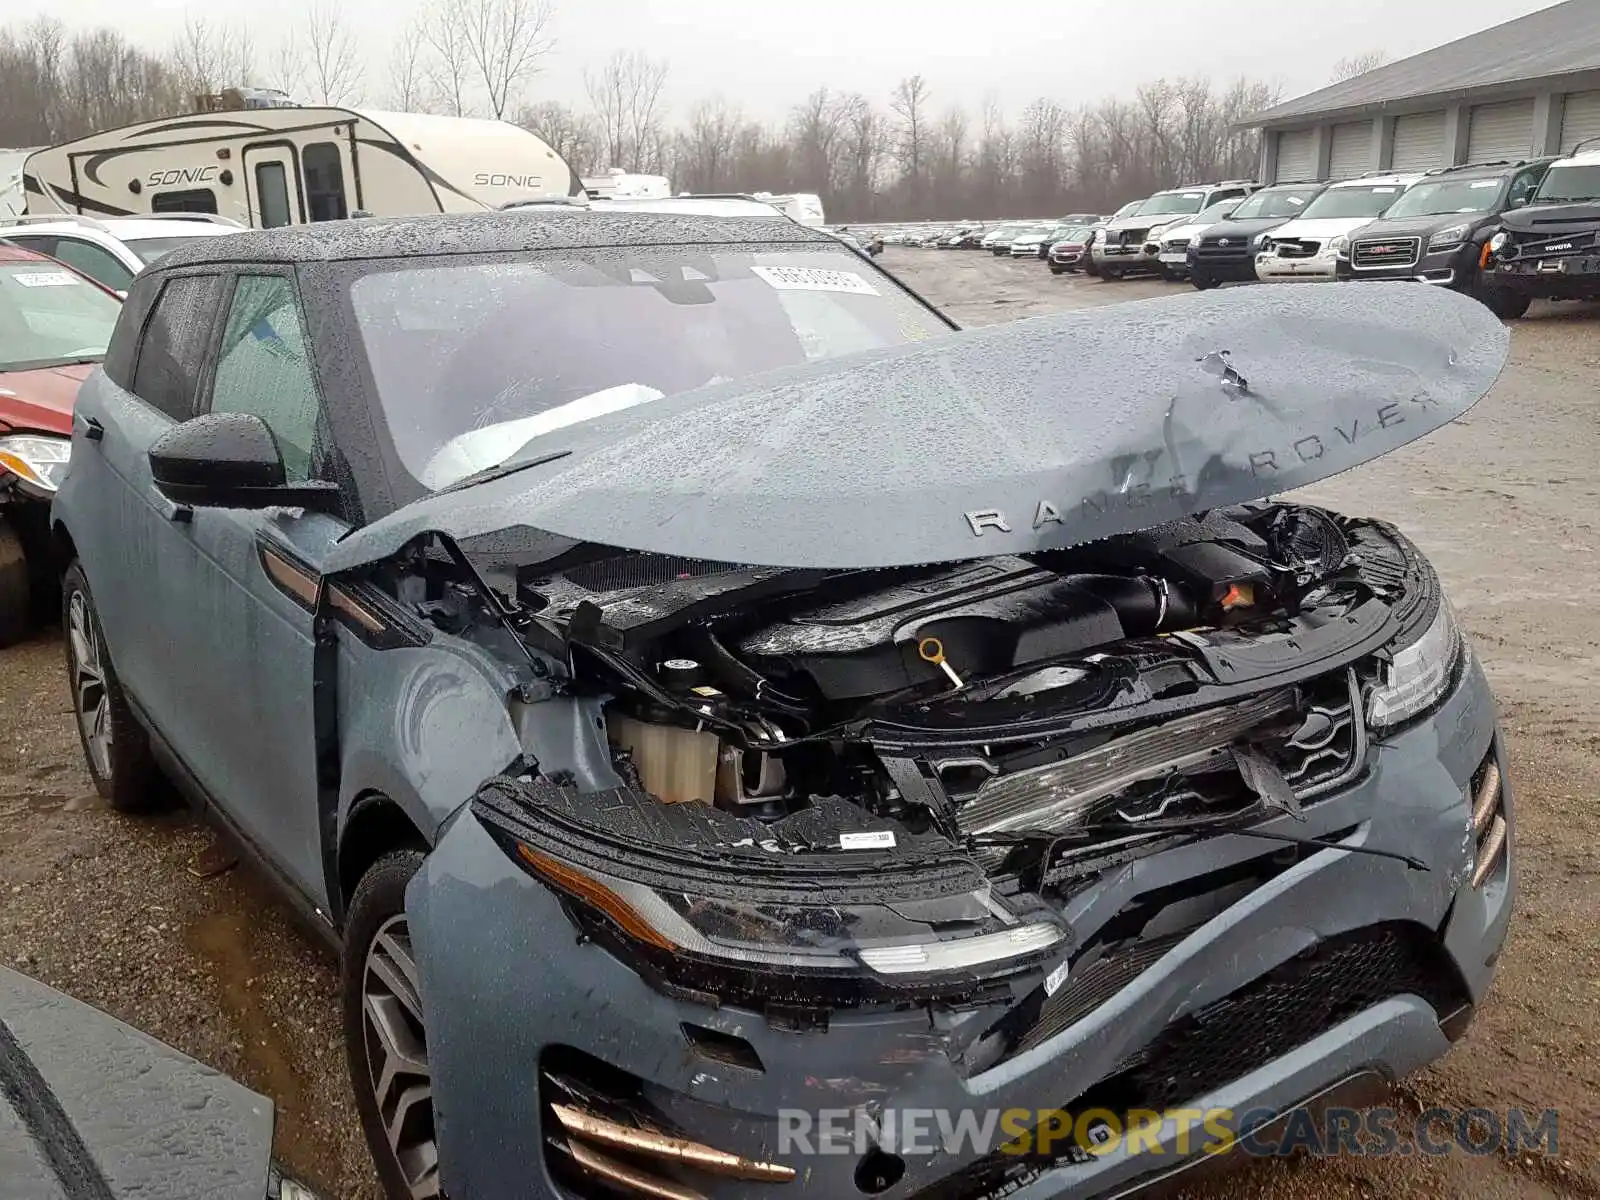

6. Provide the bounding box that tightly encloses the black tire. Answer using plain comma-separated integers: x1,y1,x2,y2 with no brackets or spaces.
0,518,30,648
61,561,158,812
1158,267,1179,282
1100,267,1124,281
1049,264,1065,275
1191,272,1220,291
344,848,439,1200
1481,289,1531,320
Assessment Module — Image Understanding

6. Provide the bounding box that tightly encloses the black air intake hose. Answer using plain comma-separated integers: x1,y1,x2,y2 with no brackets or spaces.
1066,574,1198,636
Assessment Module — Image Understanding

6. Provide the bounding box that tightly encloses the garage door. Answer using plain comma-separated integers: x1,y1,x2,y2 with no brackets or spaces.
1275,129,1316,182
1561,90,1600,153
1391,111,1447,171
1467,99,1535,162
1328,122,1372,178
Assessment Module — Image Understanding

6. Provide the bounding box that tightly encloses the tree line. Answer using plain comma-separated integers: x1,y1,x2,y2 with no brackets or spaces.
1,5,1288,220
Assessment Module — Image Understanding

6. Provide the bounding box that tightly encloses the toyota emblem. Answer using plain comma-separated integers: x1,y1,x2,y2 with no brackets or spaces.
1218,238,1230,246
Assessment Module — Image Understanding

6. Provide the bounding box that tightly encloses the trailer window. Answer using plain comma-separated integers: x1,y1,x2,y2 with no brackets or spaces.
255,161,293,228
151,188,218,215
302,143,348,222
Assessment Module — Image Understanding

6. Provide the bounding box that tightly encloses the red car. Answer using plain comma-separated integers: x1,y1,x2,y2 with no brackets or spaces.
0,243,122,643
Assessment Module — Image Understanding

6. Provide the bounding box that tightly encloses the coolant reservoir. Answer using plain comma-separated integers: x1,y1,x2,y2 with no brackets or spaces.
607,712,719,805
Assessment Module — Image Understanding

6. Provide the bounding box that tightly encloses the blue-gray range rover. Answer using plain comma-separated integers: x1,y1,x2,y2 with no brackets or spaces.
49,210,1515,1200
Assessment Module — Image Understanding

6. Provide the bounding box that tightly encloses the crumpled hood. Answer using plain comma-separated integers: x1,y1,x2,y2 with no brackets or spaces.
1501,201,1600,233
323,282,1508,576
1266,215,1379,242
0,362,90,435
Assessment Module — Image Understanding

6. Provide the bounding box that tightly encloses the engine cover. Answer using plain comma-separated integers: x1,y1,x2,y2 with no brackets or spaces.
737,557,1126,700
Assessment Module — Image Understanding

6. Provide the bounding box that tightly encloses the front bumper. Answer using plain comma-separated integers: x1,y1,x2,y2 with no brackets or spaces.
1186,248,1258,283
1254,250,1340,281
1093,242,1160,269
1156,247,1191,271
410,658,1512,1200
1482,253,1600,298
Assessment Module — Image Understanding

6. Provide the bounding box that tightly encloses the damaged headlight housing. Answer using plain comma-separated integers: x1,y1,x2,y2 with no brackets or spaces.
1367,596,1466,729
513,843,1064,989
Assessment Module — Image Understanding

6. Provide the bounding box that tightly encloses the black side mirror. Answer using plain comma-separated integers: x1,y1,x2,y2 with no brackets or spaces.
149,412,340,512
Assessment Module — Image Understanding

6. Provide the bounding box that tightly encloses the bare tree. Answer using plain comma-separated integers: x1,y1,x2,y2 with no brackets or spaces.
1332,50,1388,82
420,1,475,116
890,75,932,200
386,19,430,111
454,0,555,119
584,51,670,171
518,99,601,174
282,2,365,105
168,15,253,98
674,96,743,192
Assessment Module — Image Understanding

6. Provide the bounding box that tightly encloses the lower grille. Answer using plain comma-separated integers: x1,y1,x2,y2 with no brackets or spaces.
1081,923,1466,1112
1352,236,1421,270
914,923,1467,1200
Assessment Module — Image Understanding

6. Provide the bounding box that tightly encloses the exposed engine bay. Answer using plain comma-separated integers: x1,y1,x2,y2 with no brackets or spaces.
391,501,1430,902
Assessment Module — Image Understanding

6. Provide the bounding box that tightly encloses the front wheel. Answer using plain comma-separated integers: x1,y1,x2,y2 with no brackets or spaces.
61,561,158,812
1048,264,1065,275
1479,288,1531,320
345,849,440,1200
1100,267,1124,281
1191,273,1220,291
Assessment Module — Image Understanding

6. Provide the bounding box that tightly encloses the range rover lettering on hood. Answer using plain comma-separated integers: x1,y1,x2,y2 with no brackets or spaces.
323,282,1508,574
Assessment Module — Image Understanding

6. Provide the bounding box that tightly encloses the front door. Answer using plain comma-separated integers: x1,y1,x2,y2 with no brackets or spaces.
242,143,304,229
150,270,340,905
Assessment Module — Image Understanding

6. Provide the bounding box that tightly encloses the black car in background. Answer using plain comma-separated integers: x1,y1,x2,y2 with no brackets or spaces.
1336,157,1557,318
1186,182,1327,289
1480,144,1600,316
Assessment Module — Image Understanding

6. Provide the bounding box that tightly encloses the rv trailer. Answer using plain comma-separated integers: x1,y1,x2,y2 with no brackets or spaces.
580,169,673,199
751,191,826,227
21,106,580,227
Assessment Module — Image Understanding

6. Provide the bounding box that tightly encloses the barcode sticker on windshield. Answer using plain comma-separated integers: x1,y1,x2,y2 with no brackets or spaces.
752,265,880,295
10,271,80,288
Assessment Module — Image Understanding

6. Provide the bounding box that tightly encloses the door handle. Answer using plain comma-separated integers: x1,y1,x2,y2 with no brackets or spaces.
75,415,104,442
155,495,193,524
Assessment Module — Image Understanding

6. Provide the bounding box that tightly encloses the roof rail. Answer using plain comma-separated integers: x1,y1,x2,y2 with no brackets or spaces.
499,194,591,210
141,212,246,227
0,213,112,232
1570,136,1600,156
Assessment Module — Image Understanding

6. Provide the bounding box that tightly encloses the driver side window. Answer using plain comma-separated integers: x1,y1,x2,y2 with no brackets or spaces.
209,275,322,482
1507,169,1541,208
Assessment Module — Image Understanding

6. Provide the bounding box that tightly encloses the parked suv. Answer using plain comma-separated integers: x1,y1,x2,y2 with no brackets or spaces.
1094,180,1258,278
1255,172,1423,282
1186,182,1328,289
1146,195,1248,281
55,211,1514,1200
1480,141,1600,317
1335,158,1556,316
0,213,245,294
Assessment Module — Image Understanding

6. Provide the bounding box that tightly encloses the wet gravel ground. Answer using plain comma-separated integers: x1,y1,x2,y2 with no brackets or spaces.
0,247,1596,1200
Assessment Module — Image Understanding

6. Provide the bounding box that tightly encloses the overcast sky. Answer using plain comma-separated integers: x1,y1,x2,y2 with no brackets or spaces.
38,0,1561,119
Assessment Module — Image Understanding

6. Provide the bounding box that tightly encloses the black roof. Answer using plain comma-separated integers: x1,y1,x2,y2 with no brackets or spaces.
155,210,828,269
1417,156,1560,180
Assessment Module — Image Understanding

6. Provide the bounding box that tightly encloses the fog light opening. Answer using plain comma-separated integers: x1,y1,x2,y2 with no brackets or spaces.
855,1148,906,1194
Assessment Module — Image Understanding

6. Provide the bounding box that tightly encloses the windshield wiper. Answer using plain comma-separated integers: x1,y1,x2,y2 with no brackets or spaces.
434,449,572,496
971,815,1429,871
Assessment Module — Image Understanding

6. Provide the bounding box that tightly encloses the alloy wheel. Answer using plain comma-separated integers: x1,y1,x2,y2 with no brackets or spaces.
67,590,112,780
362,916,440,1198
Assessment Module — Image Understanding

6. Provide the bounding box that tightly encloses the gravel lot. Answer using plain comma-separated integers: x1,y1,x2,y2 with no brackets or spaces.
1,247,1596,1200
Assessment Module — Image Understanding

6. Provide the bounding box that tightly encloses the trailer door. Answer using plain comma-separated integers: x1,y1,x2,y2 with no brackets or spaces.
242,143,303,228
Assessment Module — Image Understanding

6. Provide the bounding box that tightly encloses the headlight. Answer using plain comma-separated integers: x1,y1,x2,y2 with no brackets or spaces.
494,814,1067,1001
1488,230,1510,254
1429,223,1470,250
1367,597,1466,729
1329,234,1349,257
0,434,71,494
1255,231,1273,248
1189,232,1203,247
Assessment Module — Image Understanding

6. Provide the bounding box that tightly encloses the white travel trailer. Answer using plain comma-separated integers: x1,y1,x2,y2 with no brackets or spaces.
20,107,579,227
0,149,36,216
580,169,673,199
752,192,826,227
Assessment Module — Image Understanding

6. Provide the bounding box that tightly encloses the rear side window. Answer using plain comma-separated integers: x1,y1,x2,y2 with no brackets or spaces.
151,189,218,215
48,238,135,293
130,274,225,420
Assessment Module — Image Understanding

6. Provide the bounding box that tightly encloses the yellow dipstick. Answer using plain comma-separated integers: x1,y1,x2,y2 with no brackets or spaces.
918,637,965,689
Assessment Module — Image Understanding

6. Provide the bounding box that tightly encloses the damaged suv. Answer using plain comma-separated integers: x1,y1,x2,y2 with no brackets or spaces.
53,212,1515,1200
